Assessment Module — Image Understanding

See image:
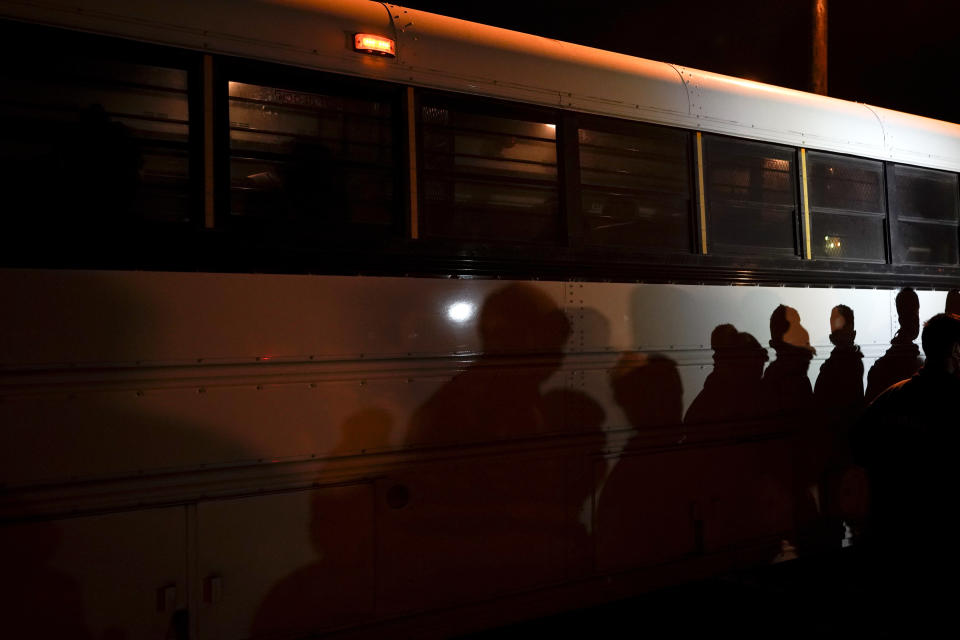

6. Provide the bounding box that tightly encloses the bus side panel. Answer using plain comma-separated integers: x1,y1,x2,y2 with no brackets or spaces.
375,454,569,616
0,507,187,638
0,270,567,367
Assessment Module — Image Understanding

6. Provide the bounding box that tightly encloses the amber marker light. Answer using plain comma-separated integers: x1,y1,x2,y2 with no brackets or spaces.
354,33,396,57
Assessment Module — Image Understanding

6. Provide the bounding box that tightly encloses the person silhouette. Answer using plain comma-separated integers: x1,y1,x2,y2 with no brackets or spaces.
814,305,865,414
595,352,686,569
762,305,815,416
251,409,390,637
685,324,768,425
851,313,960,634
762,305,821,550
407,283,573,446
946,289,960,316
813,304,866,547
864,288,923,403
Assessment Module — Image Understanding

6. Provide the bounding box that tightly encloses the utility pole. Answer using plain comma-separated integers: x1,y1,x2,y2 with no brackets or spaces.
812,0,828,95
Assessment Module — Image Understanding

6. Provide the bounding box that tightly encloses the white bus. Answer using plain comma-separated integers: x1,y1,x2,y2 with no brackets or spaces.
1,1,958,638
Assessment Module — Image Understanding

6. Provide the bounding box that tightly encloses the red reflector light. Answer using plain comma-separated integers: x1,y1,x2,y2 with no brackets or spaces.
354,33,396,57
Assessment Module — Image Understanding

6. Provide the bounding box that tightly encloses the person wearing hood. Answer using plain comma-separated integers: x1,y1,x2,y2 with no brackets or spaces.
814,305,867,548
851,313,960,634
762,304,816,416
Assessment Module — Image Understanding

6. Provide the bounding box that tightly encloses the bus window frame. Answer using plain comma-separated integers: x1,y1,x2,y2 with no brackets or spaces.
2,19,960,289
413,89,565,248
0,19,206,268
700,133,804,260
214,55,408,244
803,149,889,265
573,113,697,255
886,161,960,268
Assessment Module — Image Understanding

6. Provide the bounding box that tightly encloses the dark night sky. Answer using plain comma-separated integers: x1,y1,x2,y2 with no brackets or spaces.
400,0,960,124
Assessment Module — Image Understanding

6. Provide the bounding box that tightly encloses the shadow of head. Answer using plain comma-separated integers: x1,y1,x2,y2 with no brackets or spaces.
895,288,920,342
946,289,960,316
610,352,683,428
712,324,769,375
479,284,570,355
770,304,814,353
830,304,856,346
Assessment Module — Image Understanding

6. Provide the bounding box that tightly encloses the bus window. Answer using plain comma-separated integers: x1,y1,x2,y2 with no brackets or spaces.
227,81,395,233
806,152,886,262
0,25,191,234
702,136,799,258
418,98,560,244
889,164,959,266
578,123,692,252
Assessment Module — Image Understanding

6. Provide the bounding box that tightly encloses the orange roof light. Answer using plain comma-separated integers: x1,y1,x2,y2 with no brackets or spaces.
354,33,396,57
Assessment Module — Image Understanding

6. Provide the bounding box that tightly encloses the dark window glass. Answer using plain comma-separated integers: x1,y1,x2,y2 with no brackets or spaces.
807,152,884,213
578,125,691,251
708,203,796,255
890,164,959,266
810,213,886,261
806,152,886,262
703,136,798,256
893,165,959,222
419,100,559,244
0,34,191,233
228,81,395,232
896,221,959,265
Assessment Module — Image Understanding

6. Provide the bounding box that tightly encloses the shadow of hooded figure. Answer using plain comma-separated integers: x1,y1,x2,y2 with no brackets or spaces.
685,324,769,426
814,305,867,546
407,283,574,446
946,289,960,316
762,305,821,550
595,353,687,569
864,288,923,404
762,305,816,417
609,352,684,432
250,409,391,637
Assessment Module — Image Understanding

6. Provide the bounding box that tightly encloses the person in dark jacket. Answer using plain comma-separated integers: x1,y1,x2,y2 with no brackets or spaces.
851,312,960,634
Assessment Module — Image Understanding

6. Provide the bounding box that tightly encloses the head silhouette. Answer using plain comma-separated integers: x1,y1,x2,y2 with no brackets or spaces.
946,289,960,316
894,288,921,343
479,284,570,354
610,352,683,428
710,324,739,351
830,304,856,346
769,304,813,352
920,313,960,373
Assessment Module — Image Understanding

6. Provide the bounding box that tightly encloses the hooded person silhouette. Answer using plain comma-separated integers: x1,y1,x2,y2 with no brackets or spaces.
762,305,815,416
864,288,923,403
851,313,960,635
685,324,768,425
813,304,867,546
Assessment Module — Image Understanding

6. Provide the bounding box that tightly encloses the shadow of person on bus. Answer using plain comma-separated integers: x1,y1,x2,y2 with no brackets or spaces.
388,284,604,610
762,304,816,416
684,324,768,426
864,288,923,404
407,283,575,446
946,289,960,316
608,352,684,432
813,304,867,548
761,304,821,553
250,408,390,638
594,353,688,570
